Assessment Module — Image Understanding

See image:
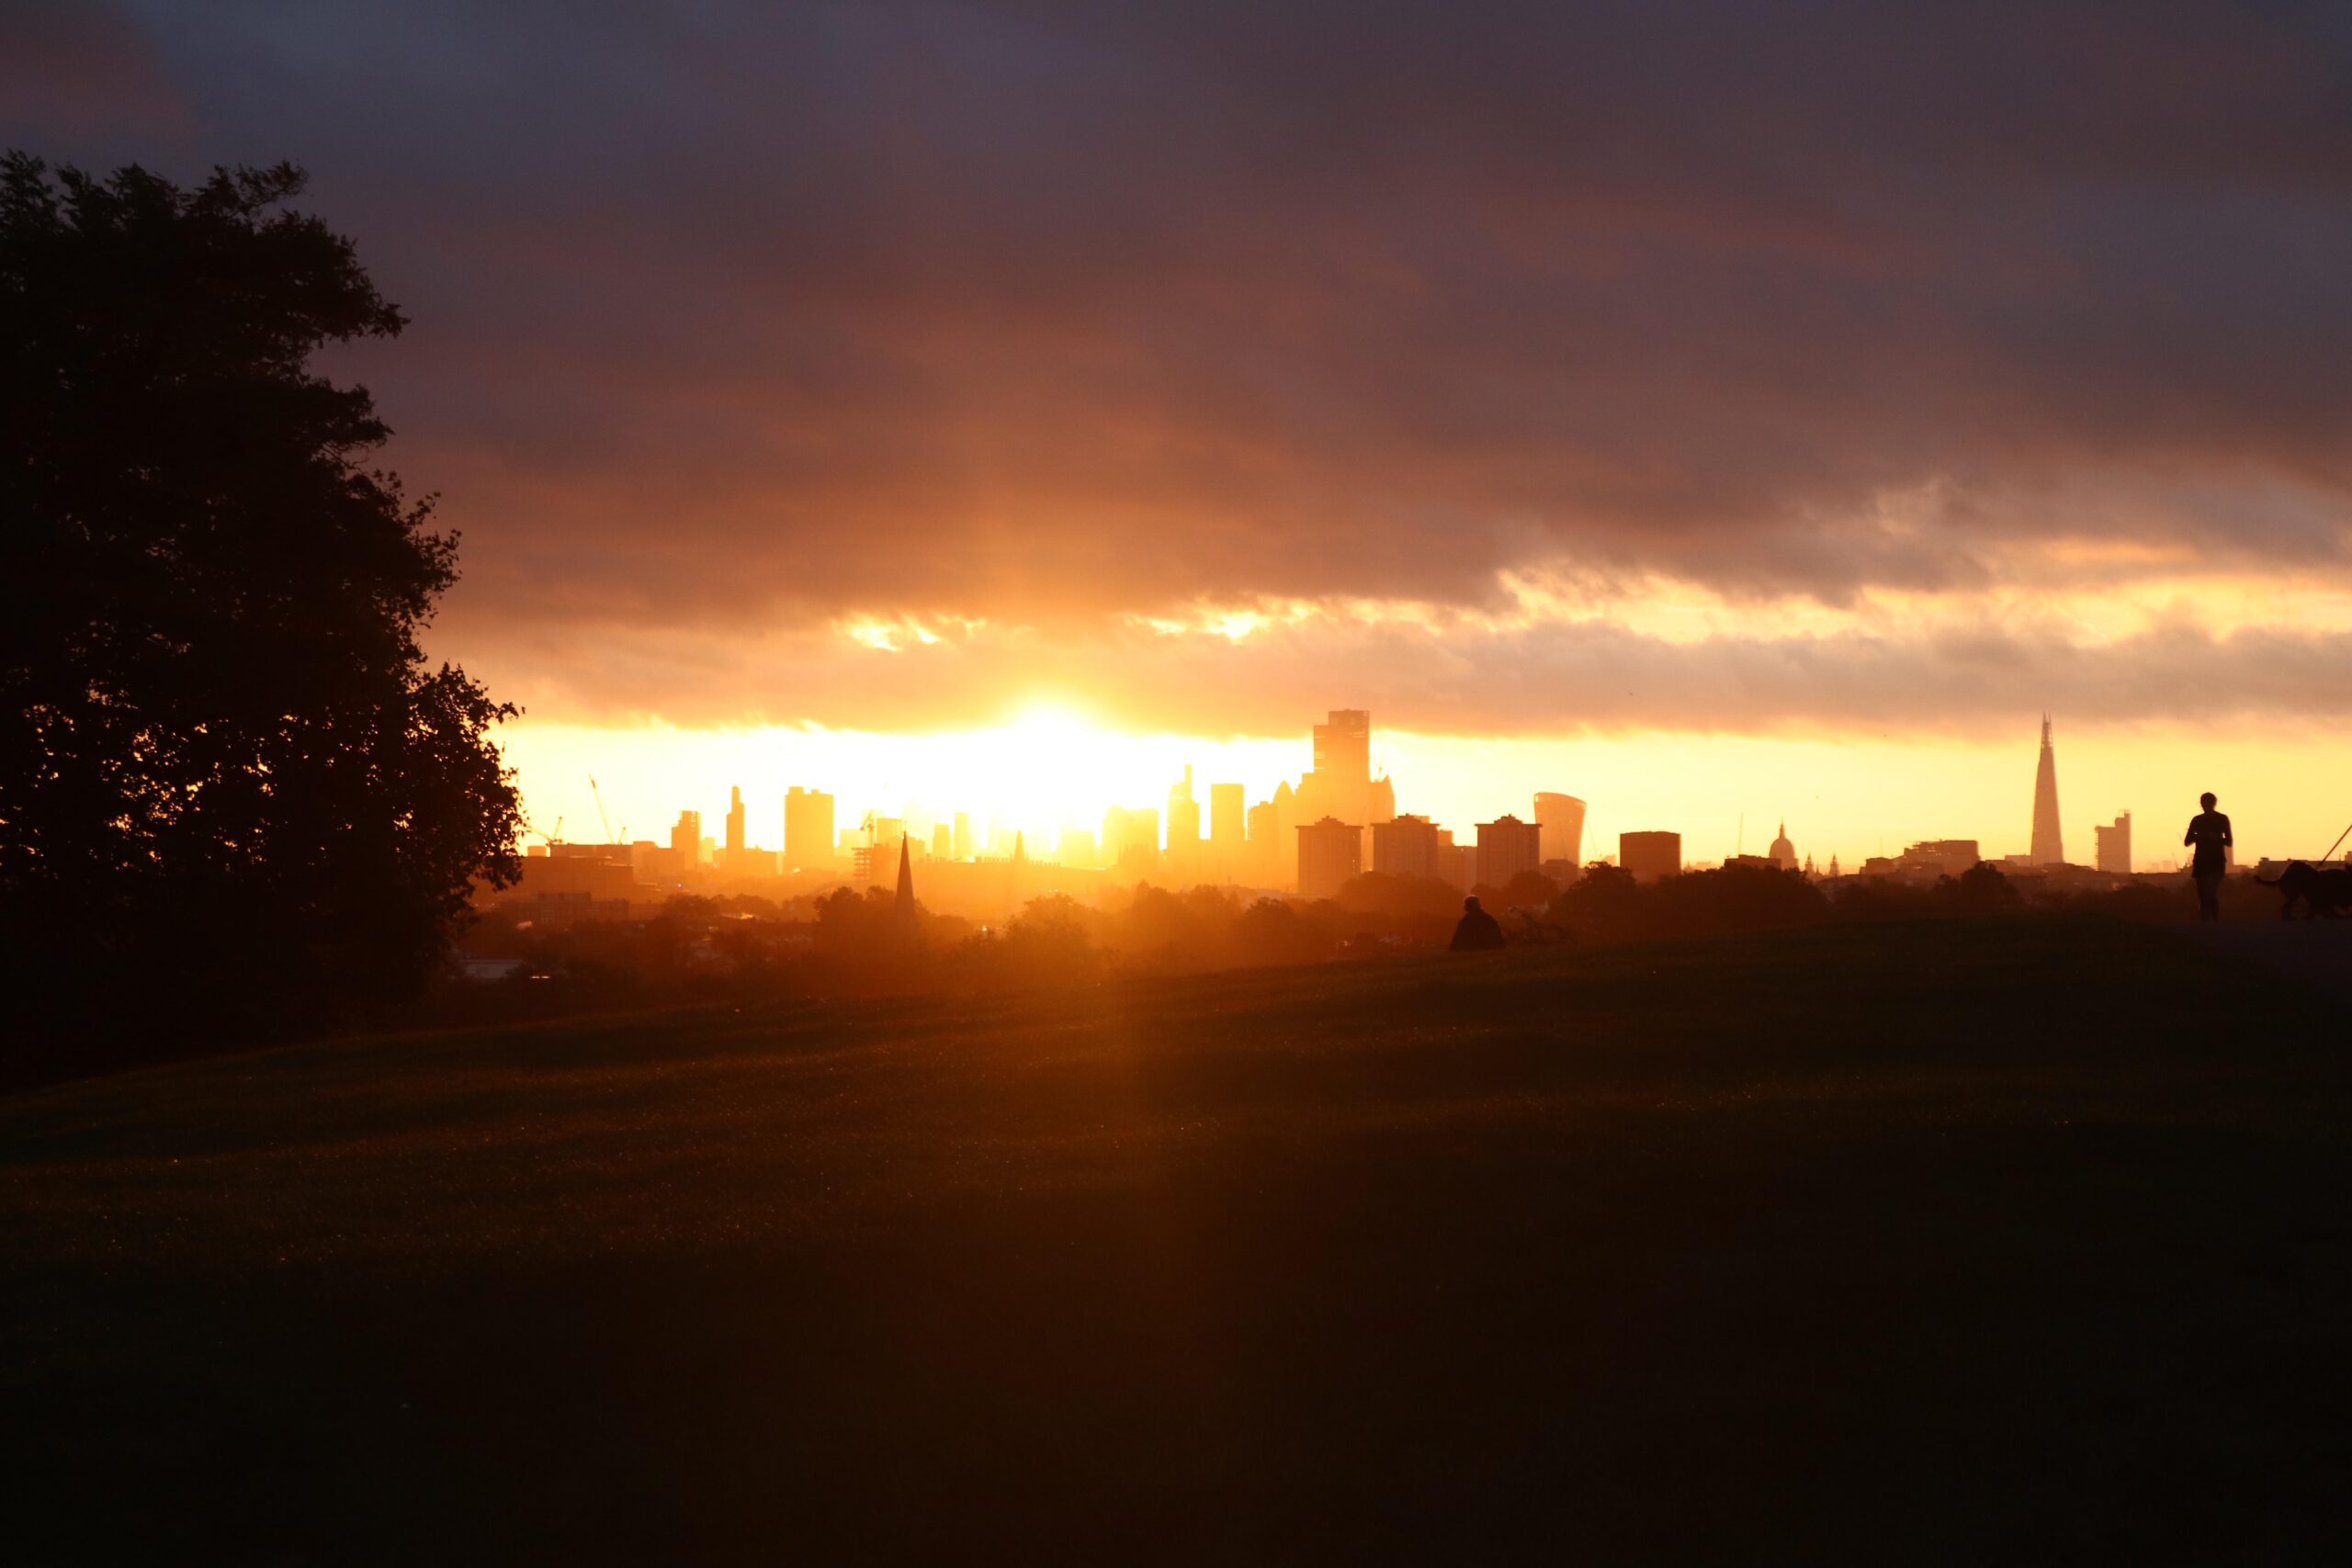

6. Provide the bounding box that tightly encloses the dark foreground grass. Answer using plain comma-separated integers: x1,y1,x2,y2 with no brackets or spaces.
5,917,2348,1562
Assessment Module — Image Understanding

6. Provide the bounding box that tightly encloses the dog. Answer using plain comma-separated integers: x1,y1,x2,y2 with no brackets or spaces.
2253,861,2352,919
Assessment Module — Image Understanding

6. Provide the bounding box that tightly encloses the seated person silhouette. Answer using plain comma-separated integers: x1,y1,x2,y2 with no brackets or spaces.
2183,791,2232,923
1449,895,1507,952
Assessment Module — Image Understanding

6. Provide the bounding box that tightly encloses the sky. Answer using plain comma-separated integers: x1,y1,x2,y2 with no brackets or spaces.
8,1,2352,865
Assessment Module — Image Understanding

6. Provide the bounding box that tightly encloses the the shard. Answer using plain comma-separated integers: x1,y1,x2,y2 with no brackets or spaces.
2030,716,2064,865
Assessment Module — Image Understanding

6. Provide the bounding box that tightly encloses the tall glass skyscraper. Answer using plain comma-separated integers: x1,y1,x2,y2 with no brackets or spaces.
2030,716,2064,865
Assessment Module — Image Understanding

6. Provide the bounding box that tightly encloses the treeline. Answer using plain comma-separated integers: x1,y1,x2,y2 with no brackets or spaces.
432,860,2229,1027
441,883,1355,1023
1551,859,2243,939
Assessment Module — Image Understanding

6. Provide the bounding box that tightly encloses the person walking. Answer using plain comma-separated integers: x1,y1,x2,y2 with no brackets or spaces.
2183,792,2233,922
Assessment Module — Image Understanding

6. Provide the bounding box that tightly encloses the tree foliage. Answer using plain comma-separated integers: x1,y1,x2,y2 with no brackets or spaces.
0,154,521,1064
1551,861,1831,942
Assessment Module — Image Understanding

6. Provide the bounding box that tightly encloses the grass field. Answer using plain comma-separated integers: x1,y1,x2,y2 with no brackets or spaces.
6,917,2348,1562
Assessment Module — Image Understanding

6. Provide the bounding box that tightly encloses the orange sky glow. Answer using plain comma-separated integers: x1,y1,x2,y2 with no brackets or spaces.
21,3,2352,877
493,710,2350,874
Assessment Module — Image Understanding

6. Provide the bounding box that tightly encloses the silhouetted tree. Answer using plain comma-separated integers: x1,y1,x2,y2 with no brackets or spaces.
814,886,899,948
1497,870,1563,909
1655,863,1829,935
1234,897,1335,965
0,155,522,1066
1551,862,1830,944
1113,883,1243,969
1936,862,2024,915
995,894,1102,983
1552,863,1651,941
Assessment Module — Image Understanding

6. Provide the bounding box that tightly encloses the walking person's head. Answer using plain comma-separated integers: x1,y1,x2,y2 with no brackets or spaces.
2201,792,2217,811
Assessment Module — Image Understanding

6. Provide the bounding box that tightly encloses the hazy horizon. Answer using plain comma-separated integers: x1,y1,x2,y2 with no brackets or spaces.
499,711,2342,874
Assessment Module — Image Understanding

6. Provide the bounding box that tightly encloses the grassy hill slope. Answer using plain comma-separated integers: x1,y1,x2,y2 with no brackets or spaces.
5,918,2347,1562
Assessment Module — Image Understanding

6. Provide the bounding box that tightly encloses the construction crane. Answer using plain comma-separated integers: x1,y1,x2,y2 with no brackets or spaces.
525,813,565,849
590,776,616,843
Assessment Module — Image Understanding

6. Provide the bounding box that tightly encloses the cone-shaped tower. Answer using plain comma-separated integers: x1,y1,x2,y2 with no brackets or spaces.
2030,715,2064,864
893,833,917,934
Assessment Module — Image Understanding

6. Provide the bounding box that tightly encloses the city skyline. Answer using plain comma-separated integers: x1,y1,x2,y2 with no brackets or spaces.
500,707,2328,879
509,706,2291,893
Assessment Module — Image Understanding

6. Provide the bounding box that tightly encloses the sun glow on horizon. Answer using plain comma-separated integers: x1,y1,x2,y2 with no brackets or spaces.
499,705,1306,858
495,708,2352,876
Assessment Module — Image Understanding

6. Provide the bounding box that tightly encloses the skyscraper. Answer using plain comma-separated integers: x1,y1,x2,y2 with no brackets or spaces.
1533,793,1587,867
1433,829,1476,890
1208,783,1245,878
851,813,903,884
785,786,834,872
1476,814,1543,889
671,810,701,863
1296,816,1362,900
2095,811,2132,874
1103,806,1160,876
725,785,746,862
1620,830,1682,883
1372,814,1442,880
952,811,973,862
1271,780,1298,887
1167,766,1201,874
1246,799,1280,883
1301,709,1373,829
1315,708,1370,790
2030,716,2064,865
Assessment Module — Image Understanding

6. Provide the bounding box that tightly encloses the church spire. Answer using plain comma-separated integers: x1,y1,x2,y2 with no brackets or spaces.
893,833,917,934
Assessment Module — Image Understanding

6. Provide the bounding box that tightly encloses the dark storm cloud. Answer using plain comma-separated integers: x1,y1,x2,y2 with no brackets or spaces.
8,0,2352,727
